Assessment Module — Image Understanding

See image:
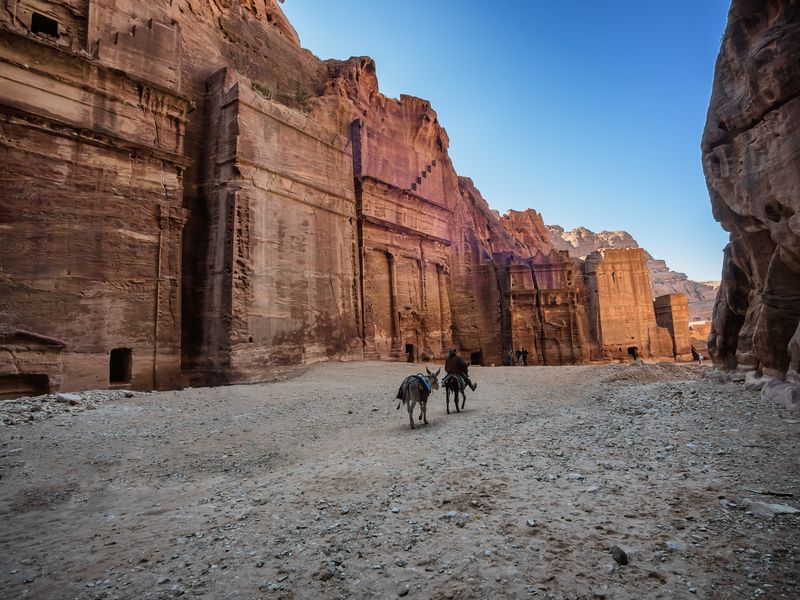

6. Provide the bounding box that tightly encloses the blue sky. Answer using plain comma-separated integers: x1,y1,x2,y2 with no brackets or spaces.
282,1,732,282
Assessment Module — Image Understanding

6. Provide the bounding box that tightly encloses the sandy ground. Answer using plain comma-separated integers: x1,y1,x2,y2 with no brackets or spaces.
1,362,798,600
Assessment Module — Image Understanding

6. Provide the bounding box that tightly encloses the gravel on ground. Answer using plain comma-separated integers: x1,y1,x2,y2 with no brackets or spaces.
1,361,798,599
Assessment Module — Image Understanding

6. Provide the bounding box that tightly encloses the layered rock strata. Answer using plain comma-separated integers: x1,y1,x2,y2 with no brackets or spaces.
546,224,719,322
702,0,800,408
584,249,675,361
0,1,692,395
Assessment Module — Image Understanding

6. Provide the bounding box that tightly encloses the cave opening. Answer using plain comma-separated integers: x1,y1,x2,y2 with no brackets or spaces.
109,348,132,384
31,12,59,37
405,344,415,363
470,351,483,366
0,374,50,400
627,347,638,361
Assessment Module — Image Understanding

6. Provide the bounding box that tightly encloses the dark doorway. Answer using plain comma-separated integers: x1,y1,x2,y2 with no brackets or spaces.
0,374,50,400
470,351,482,366
31,12,59,37
110,348,132,384
405,344,415,363
627,347,638,361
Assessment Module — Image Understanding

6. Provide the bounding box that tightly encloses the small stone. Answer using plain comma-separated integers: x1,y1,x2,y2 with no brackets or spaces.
157,576,170,584
688,587,698,594
395,558,407,567
398,583,411,597
391,506,401,513
525,519,537,528
483,549,492,557
665,540,685,552
340,506,350,515
585,485,599,493
125,391,135,398
611,545,628,565
56,393,82,403
567,473,585,481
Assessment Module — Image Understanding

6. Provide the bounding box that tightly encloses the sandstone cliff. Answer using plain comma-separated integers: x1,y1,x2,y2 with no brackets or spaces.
0,0,692,396
702,0,800,409
545,225,719,322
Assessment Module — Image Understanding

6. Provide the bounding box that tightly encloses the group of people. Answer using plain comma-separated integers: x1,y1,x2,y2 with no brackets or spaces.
504,348,529,366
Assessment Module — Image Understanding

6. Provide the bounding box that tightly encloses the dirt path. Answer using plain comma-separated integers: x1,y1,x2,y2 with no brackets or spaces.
1,362,798,599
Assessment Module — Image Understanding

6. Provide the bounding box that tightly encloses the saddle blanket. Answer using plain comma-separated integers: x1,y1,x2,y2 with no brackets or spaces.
442,372,466,390
396,374,431,400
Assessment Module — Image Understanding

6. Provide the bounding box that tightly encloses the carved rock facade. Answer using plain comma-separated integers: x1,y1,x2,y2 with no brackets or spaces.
702,0,800,408
547,224,719,322
0,1,691,395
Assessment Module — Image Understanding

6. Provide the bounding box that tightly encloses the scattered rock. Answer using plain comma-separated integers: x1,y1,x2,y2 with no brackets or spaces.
611,546,628,565
56,393,82,403
743,499,800,517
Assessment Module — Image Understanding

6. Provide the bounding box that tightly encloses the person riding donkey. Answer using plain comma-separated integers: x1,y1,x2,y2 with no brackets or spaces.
444,347,477,393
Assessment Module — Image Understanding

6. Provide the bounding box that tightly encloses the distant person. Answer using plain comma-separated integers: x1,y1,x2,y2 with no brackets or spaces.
445,347,477,391
698,354,704,364
505,349,514,366
522,348,529,366
515,349,522,366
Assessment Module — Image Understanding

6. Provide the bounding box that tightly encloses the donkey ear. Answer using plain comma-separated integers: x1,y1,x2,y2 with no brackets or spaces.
426,366,432,375
434,368,441,377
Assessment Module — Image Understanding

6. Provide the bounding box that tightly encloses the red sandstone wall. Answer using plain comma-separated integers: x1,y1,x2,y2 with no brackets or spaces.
703,0,800,406
0,0,694,395
654,294,693,361
584,249,674,361
0,28,189,391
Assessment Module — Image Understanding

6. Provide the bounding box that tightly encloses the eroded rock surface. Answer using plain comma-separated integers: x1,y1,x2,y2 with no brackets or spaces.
0,1,695,396
702,0,800,409
547,225,719,322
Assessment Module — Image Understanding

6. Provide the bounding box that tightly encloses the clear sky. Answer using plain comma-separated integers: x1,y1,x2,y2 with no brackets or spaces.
282,0,732,282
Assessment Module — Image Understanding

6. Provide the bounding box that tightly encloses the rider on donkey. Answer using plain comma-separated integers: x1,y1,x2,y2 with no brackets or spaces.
444,347,477,392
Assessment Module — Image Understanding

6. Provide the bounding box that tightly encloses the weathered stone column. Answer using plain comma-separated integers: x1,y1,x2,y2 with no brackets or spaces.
437,263,447,353
387,251,400,349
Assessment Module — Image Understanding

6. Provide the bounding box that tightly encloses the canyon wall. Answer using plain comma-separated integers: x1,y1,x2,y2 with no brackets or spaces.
584,249,675,361
547,225,719,322
0,1,691,395
702,0,800,408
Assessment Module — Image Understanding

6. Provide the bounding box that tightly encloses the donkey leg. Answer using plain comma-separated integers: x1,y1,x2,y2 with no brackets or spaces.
422,400,428,424
408,400,415,429
455,388,461,413
446,389,451,414
461,390,466,410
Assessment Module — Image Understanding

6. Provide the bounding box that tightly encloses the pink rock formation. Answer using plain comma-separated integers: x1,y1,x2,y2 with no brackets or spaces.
702,0,800,408
584,249,675,361
547,225,719,322
0,1,692,396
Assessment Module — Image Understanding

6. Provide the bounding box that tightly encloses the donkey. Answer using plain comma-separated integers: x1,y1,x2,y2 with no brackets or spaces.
443,373,466,414
396,366,441,429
